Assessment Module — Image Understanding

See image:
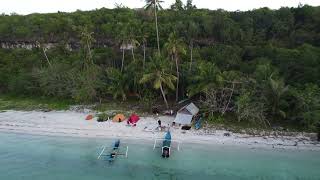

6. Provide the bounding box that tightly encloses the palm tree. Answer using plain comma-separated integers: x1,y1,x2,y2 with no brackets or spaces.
144,0,163,55
187,61,222,96
79,27,95,67
106,68,129,101
186,21,199,72
116,23,129,72
119,41,129,72
128,35,140,61
164,32,186,102
268,75,289,117
140,55,176,109
36,41,52,67
140,23,150,69
141,33,149,69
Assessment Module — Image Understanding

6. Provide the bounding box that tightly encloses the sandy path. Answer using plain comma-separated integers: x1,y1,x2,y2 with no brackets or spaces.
0,110,319,150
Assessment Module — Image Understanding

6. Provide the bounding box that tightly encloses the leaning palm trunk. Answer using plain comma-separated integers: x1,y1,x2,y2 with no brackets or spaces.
170,55,174,71
131,48,135,61
87,40,93,65
160,82,169,109
175,54,179,102
189,40,193,72
154,4,160,55
42,47,52,67
37,41,51,67
143,42,146,69
222,83,235,115
121,49,125,72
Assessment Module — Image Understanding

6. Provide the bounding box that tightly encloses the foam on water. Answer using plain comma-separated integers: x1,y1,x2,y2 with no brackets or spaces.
0,132,319,180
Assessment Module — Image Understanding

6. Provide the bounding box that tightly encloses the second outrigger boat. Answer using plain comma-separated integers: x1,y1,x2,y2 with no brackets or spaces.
162,131,171,158
153,130,180,158
98,139,128,163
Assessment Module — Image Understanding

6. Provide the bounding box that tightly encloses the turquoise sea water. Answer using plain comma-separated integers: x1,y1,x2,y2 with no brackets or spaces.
0,132,319,180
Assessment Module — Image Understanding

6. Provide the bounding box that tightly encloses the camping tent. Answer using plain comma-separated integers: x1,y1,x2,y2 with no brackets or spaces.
85,114,94,120
128,114,140,124
113,114,126,122
174,103,199,125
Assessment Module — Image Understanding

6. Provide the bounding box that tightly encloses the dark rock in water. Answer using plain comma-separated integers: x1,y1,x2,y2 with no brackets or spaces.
224,132,231,137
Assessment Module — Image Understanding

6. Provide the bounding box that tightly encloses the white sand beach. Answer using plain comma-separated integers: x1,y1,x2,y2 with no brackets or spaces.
0,110,319,150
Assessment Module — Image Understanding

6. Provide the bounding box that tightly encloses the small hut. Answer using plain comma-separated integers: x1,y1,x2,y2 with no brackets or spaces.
174,103,199,125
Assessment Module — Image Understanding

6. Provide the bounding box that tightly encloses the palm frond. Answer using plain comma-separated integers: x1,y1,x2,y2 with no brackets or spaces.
144,1,153,10
139,73,154,84
154,78,161,89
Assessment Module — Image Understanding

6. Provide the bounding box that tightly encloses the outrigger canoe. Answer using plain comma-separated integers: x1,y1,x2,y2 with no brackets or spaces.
162,131,171,158
153,130,180,158
97,139,128,163
108,139,120,162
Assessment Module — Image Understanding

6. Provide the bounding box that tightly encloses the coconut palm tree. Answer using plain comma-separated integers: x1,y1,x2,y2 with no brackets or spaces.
268,75,289,117
164,32,186,102
36,41,52,67
141,33,148,69
187,61,222,96
144,0,163,55
186,21,199,72
138,23,150,69
106,68,130,101
128,35,140,61
119,40,129,72
79,27,95,67
116,23,129,72
140,55,176,109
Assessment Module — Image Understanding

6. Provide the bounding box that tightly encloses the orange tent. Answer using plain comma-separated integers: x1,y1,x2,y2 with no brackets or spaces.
112,114,125,122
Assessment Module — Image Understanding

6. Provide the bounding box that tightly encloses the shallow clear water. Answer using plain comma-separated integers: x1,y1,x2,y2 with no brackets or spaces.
0,132,319,180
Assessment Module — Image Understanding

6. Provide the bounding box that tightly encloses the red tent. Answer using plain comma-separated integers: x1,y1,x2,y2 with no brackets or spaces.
128,114,140,124
85,115,94,120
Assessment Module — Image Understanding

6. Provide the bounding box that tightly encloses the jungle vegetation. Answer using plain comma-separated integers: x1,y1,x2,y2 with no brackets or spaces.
0,0,319,131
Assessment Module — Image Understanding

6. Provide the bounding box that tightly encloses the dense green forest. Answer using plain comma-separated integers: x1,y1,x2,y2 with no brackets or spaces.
0,0,319,131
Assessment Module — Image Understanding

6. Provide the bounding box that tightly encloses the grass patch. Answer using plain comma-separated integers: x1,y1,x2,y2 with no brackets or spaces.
205,113,269,132
203,113,310,133
93,99,150,116
0,94,151,115
0,95,74,111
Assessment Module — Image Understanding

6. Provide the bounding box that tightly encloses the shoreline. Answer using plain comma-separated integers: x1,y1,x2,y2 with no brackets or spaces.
0,110,319,151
